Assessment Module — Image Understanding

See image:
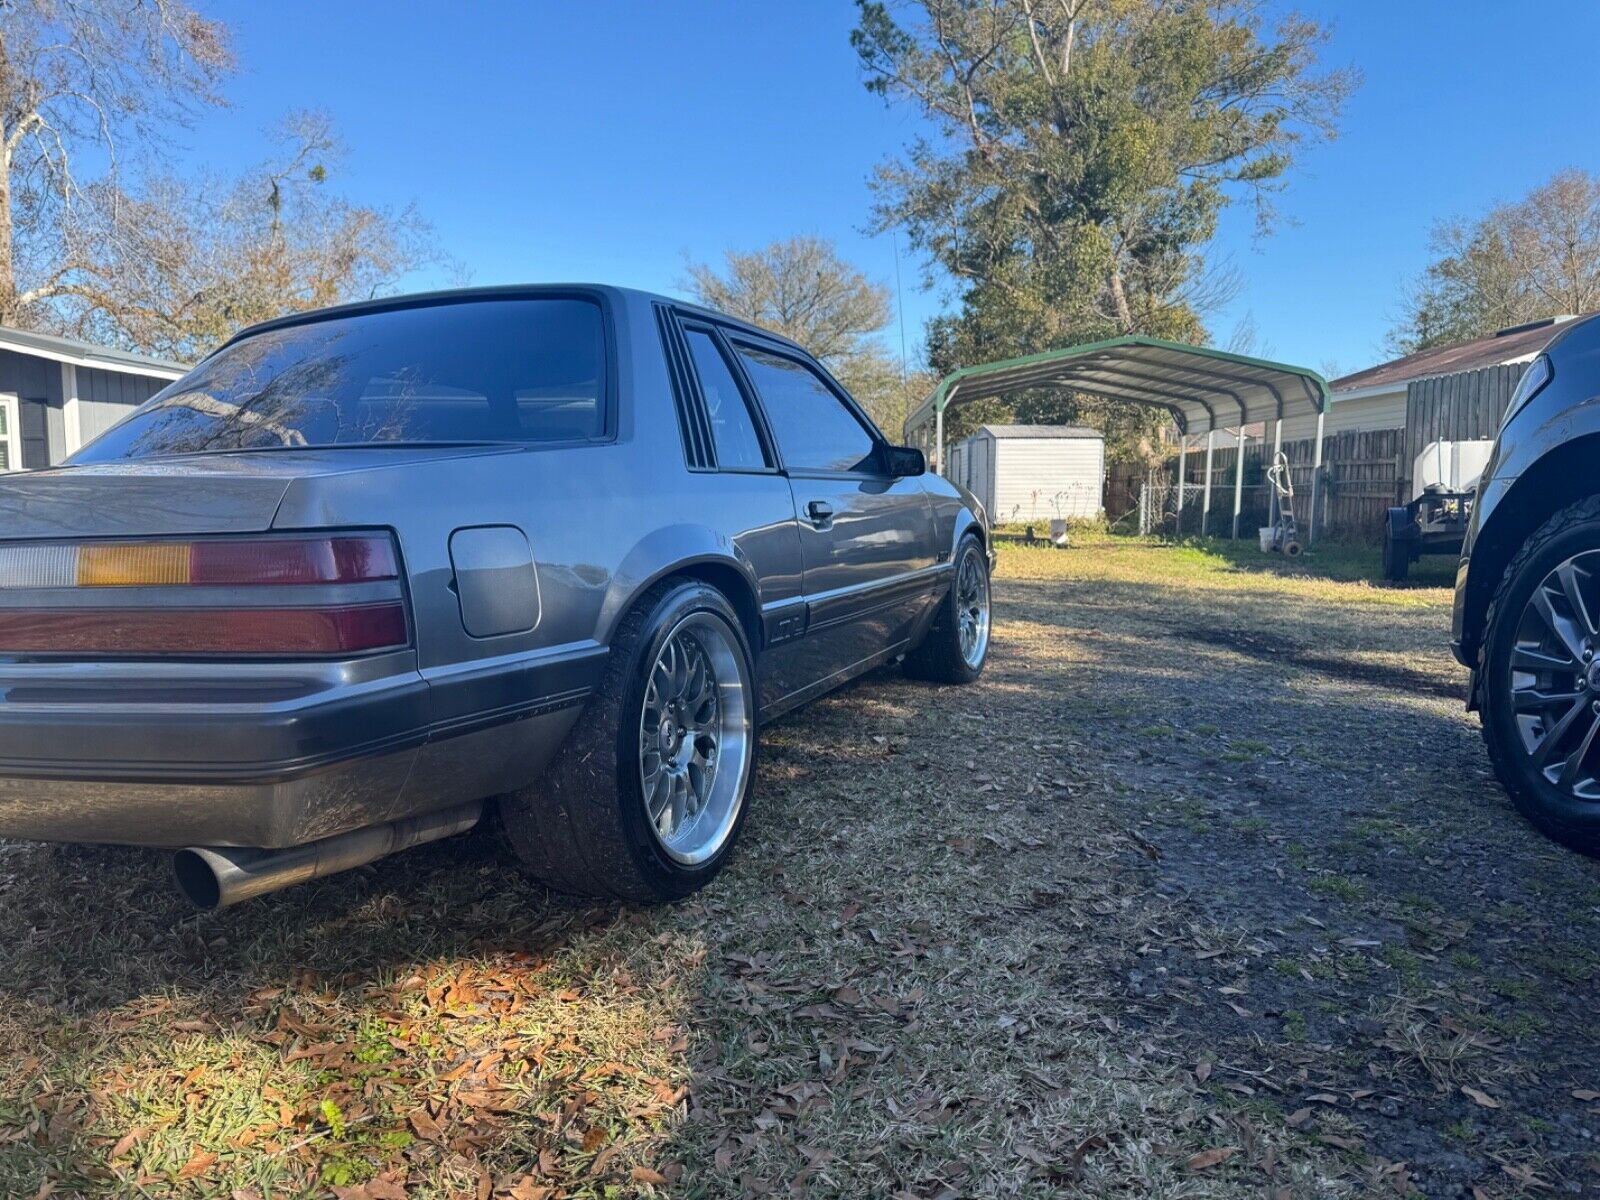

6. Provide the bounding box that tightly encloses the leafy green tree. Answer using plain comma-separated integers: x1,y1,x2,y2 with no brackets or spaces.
1390,168,1600,354
852,0,1354,456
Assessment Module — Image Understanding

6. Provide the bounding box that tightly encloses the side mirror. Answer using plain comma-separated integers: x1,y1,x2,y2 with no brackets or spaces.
883,445,926,478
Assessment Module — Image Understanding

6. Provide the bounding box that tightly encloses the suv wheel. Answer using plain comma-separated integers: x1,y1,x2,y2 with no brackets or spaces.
499,578,758,900
1480,496,1600,854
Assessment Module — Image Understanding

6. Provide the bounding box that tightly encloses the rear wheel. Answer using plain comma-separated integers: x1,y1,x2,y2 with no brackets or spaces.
499,578,758,900
1480,496,1600,855
1382,507,1413,581
905,536,991,684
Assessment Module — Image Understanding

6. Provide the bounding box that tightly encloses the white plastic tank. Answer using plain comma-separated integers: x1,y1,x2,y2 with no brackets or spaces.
1412,439,1494,500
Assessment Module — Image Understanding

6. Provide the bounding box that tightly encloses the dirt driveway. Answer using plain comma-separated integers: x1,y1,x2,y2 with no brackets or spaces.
0,538,1596,1199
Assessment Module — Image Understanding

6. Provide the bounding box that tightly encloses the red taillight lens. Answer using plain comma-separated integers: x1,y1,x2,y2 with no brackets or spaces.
188,536,399,586
0,603,408,656
0,532,409,657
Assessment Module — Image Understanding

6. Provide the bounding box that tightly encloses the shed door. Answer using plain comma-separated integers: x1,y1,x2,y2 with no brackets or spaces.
970,436,992,517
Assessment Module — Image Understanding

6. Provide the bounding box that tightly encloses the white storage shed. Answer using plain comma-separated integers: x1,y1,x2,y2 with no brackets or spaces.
948,424,1105,523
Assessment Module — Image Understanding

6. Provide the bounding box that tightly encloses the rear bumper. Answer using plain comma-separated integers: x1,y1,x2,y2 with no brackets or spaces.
0,645,603,847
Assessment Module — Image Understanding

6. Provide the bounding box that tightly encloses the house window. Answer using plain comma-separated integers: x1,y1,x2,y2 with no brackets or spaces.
0,397,19,471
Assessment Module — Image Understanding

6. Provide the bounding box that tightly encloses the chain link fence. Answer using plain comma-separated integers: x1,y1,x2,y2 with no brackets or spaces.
1120,479,1281,539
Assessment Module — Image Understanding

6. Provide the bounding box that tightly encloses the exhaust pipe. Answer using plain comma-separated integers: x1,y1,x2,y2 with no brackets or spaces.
173,801,482,910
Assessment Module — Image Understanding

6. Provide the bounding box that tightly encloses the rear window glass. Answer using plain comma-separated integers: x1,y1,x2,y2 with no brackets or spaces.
73,297,607,461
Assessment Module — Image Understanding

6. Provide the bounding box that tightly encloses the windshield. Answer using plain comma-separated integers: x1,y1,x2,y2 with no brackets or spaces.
72,296,607,462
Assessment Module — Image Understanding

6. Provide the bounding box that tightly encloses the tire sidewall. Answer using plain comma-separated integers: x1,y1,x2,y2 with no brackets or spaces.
949,537,990,682
610,581,758,897
1483,516,1600,844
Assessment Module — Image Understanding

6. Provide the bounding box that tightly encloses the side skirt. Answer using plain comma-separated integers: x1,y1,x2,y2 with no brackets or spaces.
757,638,911,725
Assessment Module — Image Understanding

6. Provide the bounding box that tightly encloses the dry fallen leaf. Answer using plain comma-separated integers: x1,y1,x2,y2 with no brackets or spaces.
108,1127,149,1160
1460,1085,1501,1110
1571,1089,1599,1102
1185,1146,1240,1171
177,1148,218,1179
407,1108,444,1143
630,1166,669,1185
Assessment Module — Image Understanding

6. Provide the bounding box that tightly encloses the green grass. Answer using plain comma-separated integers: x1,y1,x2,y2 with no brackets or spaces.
1309,874,1368,903
1191,536,1458,588
996,533,1456,612
1381,946,1428,990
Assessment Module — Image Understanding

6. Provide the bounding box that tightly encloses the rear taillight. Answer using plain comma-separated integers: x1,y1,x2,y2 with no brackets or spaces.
0,534,397,588
0,534,408,657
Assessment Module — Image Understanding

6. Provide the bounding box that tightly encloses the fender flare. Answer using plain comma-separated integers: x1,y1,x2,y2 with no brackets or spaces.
596,524,764,649
951,508,987,565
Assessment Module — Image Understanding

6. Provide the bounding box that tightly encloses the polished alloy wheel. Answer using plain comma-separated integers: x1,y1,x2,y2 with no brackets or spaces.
1509,550,1600,800
956,549,991,669
638,613,752,864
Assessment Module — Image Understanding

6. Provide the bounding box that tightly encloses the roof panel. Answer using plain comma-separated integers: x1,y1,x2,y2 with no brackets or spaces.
904,335,1329,440
976,424,1102,439
1330,316,1591,393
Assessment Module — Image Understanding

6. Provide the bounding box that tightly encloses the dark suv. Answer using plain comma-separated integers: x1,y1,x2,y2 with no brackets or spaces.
1455,312,1600,853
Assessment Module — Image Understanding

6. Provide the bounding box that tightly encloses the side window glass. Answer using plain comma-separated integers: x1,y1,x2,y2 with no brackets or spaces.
734,346,877,473
683,329,769,470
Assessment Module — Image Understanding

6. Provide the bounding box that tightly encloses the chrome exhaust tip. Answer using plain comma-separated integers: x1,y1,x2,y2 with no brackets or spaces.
173,801,482,910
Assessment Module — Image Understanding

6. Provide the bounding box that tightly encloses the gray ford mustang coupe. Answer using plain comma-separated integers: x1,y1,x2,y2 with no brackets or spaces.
0,286,991,907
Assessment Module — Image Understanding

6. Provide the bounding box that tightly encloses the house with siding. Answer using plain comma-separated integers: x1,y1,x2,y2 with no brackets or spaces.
1274,316,1584,443
0,327,187,471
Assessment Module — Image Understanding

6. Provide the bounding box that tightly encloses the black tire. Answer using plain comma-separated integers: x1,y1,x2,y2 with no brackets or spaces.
1479,495,1600,855
905,535,990,684
499,577,759,901
1382,508,1412,581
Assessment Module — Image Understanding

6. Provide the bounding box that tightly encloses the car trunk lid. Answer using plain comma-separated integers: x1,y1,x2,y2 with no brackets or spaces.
0,445,519,539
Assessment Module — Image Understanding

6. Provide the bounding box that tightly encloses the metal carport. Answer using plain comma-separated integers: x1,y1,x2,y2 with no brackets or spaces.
903,335,1332,541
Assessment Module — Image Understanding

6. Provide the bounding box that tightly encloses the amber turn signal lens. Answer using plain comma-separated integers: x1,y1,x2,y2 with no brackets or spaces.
76,542,192,586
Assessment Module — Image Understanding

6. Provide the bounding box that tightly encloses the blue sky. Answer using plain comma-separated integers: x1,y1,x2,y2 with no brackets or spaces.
179,1,1600,382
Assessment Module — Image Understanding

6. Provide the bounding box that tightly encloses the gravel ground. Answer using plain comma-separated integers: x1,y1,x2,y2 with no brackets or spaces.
0,536,1595,1199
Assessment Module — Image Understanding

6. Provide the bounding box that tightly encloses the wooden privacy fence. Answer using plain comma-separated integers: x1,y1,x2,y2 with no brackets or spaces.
1403,364,1521,495
1109,360,1530,543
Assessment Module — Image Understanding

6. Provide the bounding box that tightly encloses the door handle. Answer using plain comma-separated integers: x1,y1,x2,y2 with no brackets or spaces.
805,500,834,526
